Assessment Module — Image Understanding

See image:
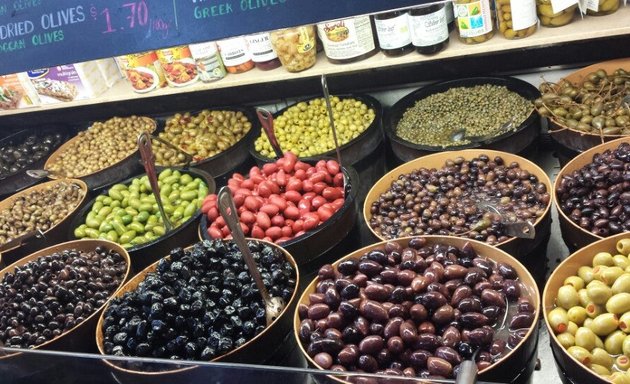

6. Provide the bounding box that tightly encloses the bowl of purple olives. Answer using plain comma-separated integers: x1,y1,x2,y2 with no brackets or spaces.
294,236,540,383
0,239,130,379
554,137,630,251
96,239,299,382
364,150,552,260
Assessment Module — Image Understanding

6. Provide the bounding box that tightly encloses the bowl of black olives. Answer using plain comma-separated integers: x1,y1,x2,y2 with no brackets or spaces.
0,128,68,199
96,239,299,382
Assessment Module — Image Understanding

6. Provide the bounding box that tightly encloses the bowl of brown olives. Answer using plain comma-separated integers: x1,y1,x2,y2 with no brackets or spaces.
294,236,540,383
544,232,630,384
364,150,552,260
96,239,299,383
554,137,630,252
537,58,630,154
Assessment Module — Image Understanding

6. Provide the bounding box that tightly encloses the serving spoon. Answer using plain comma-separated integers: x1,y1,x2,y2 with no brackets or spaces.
217,186,285,324
450,118,516,144
256,107,284,159
321,74,348,192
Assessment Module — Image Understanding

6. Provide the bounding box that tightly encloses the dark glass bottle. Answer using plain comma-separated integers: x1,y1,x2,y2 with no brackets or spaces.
409,3,450,55
374,10,413,57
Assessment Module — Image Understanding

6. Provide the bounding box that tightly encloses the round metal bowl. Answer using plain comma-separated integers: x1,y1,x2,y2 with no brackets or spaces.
0,179,89,265
95,239,300,383
248,94,384,201
0,127,73,200
363,149,553,260
153,106,261,183
386,76,541,165
199,165,358,275
0,239,131,380
43,117,157,192
553,136,629,252
546,58,630,154
543,232,630,384
68,168,216,272
294,236,540,384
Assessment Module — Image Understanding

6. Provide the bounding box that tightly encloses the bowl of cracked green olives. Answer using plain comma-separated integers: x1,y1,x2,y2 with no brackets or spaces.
69,168,215,271
538,58,630,155
544,233,630,384
386,77,539,165
152,107,260,182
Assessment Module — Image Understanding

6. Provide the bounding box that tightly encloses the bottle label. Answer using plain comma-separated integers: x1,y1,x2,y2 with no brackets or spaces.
217,37,252,67
189,42,226,82
410,8,449,47
245,33,278,63
585,0,599,11
551,0,579,13
455,0,493,37
317,16,376,60
510,0,538,30
375,13,412,50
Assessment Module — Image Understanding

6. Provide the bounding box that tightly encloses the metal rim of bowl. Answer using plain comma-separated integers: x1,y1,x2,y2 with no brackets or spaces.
552,136,630,245
67,167,215,254
95,238,300,375
43,117,157,181
152,106,261,168
249,93,383,163
542,232,630,384
293,235,541,383
199,165,358,251
363,149,553,248
0,239,131,360
385,76,540,152
0,178,89,254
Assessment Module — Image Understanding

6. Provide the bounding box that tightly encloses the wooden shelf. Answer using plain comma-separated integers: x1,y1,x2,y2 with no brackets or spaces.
1,7,630,119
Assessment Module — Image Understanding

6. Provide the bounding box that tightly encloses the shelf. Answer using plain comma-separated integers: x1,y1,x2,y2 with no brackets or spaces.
1,7,629,122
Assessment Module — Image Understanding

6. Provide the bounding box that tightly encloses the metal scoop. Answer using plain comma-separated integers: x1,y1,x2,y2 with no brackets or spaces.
256,107,284,159
0,228,45,253
450,118,516,144
321,74,347,190
26,169,66,179
477,201,535,239
137,132,173,232
217,186,285,324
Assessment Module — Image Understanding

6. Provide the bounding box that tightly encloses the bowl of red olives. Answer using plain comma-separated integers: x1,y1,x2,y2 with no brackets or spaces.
544,232,630,384
364,150,552,260
554,137,630,252
294,236,540,383
96,239,299,382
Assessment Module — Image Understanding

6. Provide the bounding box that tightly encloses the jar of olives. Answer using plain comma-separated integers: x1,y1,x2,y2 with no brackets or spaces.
586,0,620,15
495,0,538,39
454,0,496,44
374,10,413,57
535,0,577,27
270,25,317,73
409,3,450,55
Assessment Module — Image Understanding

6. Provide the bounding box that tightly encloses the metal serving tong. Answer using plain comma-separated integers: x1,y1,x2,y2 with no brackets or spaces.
477,201,536,239
256,107,284,159
217,186,285,324
450,118,516,144
321,74,347,190
0,229,45,253
150,134,194,167
137,132,174,232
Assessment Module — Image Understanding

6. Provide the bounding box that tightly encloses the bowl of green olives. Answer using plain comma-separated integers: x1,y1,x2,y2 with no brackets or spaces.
544,233,630,384
249,94,383,201
538,58,630,155
151,107,260,183
69,167,215,271
386,77,540,165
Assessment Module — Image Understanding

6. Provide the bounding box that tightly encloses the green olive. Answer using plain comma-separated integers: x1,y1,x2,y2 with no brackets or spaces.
618,239,630,256
612,274,630,294
558,285,580,309
600,266,625,286
575,326,598,350
605,331,626,354
606,293,630,314
567,306,588,325
589,313,619,336
610,372,630,384
564,276,585,291
587,281,613,305
567,346,592,365
591,347,614,369
594,252,615,267
614,255,630,270
616,355,630,371
557,332,575,348
548,307,569,333
578,266,595,284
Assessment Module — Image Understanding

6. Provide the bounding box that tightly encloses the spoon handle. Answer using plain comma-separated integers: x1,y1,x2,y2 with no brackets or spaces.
256,107,284,159
217,186,271,304
137,132,173,232
321,74,343,168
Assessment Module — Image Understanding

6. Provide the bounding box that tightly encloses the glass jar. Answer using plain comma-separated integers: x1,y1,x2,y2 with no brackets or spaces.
445,1,456,31
270,25,317,73
536,0,577,27
409,3,450,55
317,16,379,64
245,33,282,71
189,42,227,83
374,11,413,57
586,0,620,15
216,37,255,74
495,0,538,39
454,0,496,44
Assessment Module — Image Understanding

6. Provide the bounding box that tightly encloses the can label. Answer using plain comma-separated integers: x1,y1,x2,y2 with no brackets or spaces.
455,0,493,37
156,46,198,87
245,33,278,63
189,42,226,82
510,0,538,31
317,16,375,60
217,37,252,67
117,51,166,93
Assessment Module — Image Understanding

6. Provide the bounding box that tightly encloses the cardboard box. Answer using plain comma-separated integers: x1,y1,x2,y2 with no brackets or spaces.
27,62,109,104
0,73,40,110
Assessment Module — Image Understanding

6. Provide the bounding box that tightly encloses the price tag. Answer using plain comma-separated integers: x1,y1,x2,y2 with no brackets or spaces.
585,0,600,11
551,0,580,13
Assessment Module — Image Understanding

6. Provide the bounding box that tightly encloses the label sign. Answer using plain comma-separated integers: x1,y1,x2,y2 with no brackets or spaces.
0,0,423,75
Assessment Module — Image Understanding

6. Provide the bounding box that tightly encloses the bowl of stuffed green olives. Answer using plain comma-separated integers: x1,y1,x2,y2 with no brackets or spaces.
544,233,630,384
69,167,215,271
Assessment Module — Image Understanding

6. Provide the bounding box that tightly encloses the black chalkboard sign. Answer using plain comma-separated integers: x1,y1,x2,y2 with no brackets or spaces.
0,0,425,75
